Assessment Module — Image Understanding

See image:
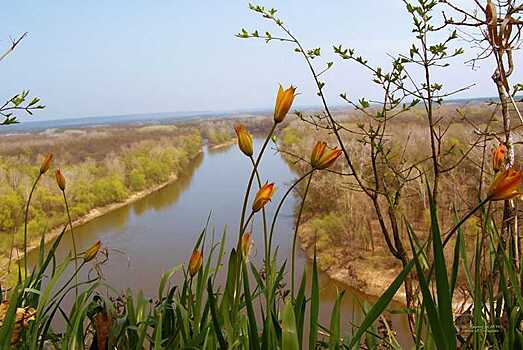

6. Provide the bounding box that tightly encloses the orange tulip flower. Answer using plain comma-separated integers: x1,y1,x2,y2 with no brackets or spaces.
188,249,203,277
40,153,53,175
310,141,342,170
487,167,523,201
492,144,506,172
55,169,66,191
252,183,276,212
234,124,253,157
274,85,296,123
311,141,327,168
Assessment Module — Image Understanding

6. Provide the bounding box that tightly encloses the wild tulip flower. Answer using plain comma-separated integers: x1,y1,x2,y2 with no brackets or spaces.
274,84,296,123
310,141,327,168
487,167,523,201
188,249,203,277
492,144,506,172
84,240,102,263
40,153,53,174
234,124,253,157
310,141,342,170
241,232,252,257
252,183,275,212
55,169,66,191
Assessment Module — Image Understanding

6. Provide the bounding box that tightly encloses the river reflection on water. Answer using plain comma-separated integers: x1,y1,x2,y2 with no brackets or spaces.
29,139,410,347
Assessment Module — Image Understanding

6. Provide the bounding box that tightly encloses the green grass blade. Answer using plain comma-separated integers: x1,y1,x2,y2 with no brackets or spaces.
0,288,21,348
329,290,345,350
309,248,319,350
427,185,456,348
407,223,447,350
294,269,307,349
242,260,260,350
450,208,462,296
281,298,299,350
207,278,228,349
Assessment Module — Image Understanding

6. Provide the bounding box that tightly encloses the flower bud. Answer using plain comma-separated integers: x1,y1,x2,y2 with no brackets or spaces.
188,249,203,277
274,84,296,123
252,183,275,212
234,124,253,157
39,153,53,174
55,169,66,191
310,141,342,170
241,233,252,258
487,167,523,201
492,144,506,172
84,240,101,263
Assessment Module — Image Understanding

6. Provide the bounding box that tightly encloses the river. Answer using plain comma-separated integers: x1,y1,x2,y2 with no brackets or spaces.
28,138,410,347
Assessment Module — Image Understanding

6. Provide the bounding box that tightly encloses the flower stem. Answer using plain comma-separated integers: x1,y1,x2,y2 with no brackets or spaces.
238,124,276,246
23,173,41,277
62,191,79,296
442,197,489,248
250,156,269,266
241,212,255,235
42,261,86,317
268,170,314,259
291,171,313,297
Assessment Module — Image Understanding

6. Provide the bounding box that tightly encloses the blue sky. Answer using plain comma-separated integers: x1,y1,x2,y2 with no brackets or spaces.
1,1,518,120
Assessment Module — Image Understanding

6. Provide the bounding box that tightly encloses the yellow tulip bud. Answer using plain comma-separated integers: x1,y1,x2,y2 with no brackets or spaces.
492,144,506,173
55,169,66,191
273,84,296,123
84,240,101,263
40,153,53,175
188,249,203,277
241,233,252,258
234,124,253,157
252,183,275,212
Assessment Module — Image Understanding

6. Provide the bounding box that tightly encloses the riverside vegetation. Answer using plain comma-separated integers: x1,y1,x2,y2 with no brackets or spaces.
3,1,523,349
0,118,277,282
277,103,516,302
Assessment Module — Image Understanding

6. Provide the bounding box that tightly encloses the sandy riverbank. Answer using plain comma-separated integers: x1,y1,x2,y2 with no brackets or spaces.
0,174,183,281
298,220,469,310
298,220,408,305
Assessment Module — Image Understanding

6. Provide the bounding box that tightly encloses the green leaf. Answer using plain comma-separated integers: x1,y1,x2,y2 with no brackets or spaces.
427,182,456,348
207,278,228,349
158,264,182,300
329,290,345,349
294,270,307,348
281,298,299,350
406,223,447,350
242,260,260,350
309,249,319,350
